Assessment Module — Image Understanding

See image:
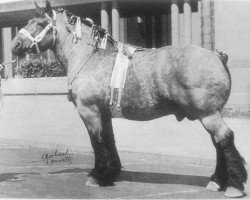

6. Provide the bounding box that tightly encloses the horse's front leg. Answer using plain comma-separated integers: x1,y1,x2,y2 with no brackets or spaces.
77,102,121,186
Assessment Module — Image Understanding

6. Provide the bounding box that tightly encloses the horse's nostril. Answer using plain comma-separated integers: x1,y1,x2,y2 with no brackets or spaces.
15,41,22,50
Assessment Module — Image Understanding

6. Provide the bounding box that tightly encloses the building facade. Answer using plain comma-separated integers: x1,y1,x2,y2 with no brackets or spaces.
0,0,250,78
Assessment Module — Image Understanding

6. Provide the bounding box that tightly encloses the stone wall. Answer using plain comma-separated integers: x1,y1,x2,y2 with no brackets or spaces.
2,76,250,109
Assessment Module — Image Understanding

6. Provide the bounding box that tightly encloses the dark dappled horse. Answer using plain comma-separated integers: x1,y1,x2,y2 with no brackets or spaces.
11,1,247,198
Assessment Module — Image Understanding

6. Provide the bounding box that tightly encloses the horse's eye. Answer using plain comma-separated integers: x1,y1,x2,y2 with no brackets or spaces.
37,21,46,27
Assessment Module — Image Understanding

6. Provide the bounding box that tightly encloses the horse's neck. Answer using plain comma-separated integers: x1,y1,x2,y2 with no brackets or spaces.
53,18,93,74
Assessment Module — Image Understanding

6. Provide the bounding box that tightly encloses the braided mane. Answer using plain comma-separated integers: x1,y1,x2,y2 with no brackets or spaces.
57,8,116,46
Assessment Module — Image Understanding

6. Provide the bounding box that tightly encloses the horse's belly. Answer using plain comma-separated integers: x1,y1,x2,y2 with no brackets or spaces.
112,105,169,121
114,90,175,121
114,59,173,121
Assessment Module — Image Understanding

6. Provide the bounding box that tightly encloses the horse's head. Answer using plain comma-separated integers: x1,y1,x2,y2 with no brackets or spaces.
12,1,56,57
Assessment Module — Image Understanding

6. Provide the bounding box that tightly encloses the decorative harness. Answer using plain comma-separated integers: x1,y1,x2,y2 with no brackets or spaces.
18,11,57,54
18,9,119,105
18,9,106,88
59,9,112,89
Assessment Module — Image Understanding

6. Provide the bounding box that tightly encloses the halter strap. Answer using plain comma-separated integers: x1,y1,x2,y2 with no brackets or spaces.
18,10,57,54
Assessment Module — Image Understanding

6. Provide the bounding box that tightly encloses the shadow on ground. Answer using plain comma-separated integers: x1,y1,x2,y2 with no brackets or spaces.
47,167,209,188
0,172,39,182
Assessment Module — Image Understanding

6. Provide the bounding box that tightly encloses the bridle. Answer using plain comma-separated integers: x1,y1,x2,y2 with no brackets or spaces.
17,9,113,93
18,10,57,54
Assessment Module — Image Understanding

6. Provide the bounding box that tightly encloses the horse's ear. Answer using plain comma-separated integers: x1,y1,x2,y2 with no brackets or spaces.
35,2,45,17
45,0,53,18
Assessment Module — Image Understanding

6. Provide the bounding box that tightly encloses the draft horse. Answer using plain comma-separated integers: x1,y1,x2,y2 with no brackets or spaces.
11,1,247,197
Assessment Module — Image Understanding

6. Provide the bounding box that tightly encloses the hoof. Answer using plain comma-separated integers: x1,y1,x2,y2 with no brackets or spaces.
86,177,99,187
206,181,220,191
224,187,244,198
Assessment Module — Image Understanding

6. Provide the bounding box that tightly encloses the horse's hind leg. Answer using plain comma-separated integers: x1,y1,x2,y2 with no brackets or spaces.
77,104,121,186
206,135,227,191
200,111,247,198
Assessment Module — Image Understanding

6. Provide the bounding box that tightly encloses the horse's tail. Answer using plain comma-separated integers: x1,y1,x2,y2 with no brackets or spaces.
215,49,228,66
214,50,232,109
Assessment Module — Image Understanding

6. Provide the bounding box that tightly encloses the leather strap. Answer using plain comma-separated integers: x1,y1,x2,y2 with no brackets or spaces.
67,50,95,87
18,10,57,54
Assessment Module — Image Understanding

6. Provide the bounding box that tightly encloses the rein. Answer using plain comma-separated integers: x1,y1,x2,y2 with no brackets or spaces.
67,50,95,88
18,11,57,54
18,8,115,96
60,9,114,88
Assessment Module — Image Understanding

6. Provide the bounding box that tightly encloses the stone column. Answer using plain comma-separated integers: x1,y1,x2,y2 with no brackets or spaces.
171,0,180,45
1,27,13,78
211,0,215,50
119,17,127,43
11,27,19,74
201,0,212,50
101,2,109,32
197,0,202,46
112,1,120,41
183,0,192,45
47,50,55,60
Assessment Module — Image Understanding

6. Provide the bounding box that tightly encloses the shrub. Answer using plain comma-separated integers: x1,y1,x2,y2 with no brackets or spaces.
16,59,66,78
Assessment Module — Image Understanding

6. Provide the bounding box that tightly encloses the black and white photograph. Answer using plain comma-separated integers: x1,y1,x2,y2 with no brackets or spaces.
0,0,249,198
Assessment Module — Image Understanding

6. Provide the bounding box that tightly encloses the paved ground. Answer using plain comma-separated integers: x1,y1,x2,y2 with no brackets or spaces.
0,142,249,199
0,95,250,198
